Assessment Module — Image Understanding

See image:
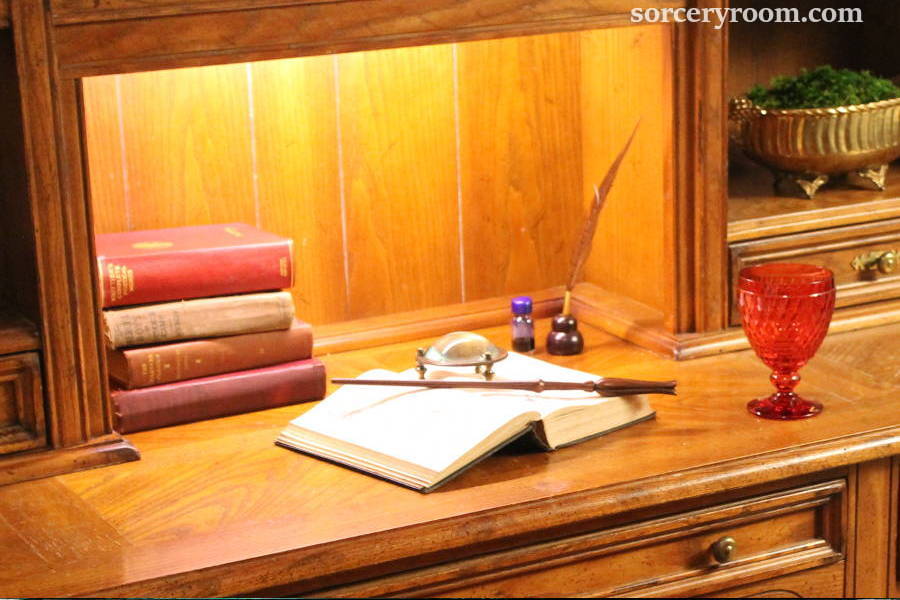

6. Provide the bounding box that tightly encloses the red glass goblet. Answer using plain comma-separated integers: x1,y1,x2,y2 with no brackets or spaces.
738,263,836,420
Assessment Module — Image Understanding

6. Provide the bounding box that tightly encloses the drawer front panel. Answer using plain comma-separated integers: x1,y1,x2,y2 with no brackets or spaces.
0,353,46,455
729,218,900,326
326,480,846,598
706,561,844,598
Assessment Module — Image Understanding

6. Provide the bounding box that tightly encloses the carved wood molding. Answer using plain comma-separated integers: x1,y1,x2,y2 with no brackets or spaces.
50,0,686,77
571,281,900,360
3,0,138,484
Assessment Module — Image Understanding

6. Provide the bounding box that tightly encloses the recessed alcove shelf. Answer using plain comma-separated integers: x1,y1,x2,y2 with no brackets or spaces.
81,26,675,333
0,309,39,355
728,158,900,243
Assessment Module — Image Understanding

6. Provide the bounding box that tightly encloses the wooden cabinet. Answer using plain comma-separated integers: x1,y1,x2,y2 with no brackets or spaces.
710,563,845,598
730,218,900,325
721,0,900,344
0,321,897,598
324,480,846,597
0,2,896,597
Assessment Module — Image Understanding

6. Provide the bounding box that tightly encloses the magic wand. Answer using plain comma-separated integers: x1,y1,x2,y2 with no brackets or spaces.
331,377,676,397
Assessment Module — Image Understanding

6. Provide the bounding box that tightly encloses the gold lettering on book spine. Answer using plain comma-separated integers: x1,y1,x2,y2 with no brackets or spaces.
106,263,135,302
138,353,162,385
279,256,288,278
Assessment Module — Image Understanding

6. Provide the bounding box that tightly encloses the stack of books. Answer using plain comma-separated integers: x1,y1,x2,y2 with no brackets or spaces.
97,223,326,433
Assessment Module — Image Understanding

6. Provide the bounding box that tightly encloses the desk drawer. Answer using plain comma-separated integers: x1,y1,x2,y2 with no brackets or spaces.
729,218,900,326
0,353,46,455
327,480,846,598
708,562,844,598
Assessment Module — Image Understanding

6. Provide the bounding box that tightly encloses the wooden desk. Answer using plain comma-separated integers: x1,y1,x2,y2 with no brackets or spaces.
2,321,899,598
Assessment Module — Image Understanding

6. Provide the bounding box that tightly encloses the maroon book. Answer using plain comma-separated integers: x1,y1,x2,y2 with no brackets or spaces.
112,359,325,433
96,223,293,308
107,319,313,388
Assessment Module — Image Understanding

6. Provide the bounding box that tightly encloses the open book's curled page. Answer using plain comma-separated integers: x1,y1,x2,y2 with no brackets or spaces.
277,352,655,492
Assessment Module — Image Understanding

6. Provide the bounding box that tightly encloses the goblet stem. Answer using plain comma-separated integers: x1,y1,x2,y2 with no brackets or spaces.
748,371,821,419
771,371,800,396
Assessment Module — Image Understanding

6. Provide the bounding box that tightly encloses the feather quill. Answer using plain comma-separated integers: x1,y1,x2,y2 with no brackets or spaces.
563,122,640,314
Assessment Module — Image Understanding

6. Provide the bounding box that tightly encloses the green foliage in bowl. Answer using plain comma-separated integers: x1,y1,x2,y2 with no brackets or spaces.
747,66,900,110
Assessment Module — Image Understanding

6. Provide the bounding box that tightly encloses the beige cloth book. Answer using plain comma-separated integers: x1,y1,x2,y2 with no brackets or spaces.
277,352,655,492
103,291,294,348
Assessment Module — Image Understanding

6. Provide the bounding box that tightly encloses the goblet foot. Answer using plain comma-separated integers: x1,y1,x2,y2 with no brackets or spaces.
748,392,822,420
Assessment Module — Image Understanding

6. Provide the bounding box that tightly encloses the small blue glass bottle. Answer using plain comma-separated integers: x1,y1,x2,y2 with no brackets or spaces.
510,296,535,352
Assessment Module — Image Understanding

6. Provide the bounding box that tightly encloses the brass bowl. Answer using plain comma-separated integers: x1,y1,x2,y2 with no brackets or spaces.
729,96,900,197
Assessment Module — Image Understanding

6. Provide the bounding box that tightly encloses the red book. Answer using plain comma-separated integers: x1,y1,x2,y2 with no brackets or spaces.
96,223,293,308
107,319,313,388
112,359,325,433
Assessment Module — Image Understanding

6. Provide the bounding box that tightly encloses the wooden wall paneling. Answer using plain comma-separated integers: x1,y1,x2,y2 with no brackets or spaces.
251,56,348,325
116,63,256,230
852,458,893,597
50,0,688,77
579,25,675,321
81,75,128,234
458,32,582,301
337,44,460,319
313,286,564,356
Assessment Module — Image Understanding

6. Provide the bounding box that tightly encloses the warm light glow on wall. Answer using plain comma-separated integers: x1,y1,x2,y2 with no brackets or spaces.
83,26,673,326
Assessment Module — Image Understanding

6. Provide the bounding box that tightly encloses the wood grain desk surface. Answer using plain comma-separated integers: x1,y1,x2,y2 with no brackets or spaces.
2,320,898,598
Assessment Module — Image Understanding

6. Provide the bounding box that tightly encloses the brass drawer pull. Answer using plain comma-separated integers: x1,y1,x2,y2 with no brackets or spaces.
850,250,897,274
710,536,737,563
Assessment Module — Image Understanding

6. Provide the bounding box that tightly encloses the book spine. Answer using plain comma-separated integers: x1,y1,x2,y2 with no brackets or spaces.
108,320,313,388
97,240,293,308
103,292,295,348
113,359,326,433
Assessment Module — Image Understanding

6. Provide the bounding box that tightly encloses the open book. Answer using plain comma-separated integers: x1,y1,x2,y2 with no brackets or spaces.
277,353,655,492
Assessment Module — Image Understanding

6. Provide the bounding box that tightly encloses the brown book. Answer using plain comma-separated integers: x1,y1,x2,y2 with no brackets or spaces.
113,358,326,433
103,291,294,348
107,319,313,389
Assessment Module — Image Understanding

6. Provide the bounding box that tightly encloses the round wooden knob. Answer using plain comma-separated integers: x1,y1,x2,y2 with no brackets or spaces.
710,536,736,563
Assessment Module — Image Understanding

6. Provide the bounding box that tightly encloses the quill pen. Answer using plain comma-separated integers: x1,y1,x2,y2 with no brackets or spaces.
562,121,640,315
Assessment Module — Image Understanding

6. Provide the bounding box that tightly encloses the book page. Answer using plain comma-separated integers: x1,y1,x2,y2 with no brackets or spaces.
291,370,540,474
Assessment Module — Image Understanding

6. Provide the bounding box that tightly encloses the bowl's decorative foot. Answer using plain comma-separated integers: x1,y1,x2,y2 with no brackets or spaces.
773,171,829,198
846,164,888,191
